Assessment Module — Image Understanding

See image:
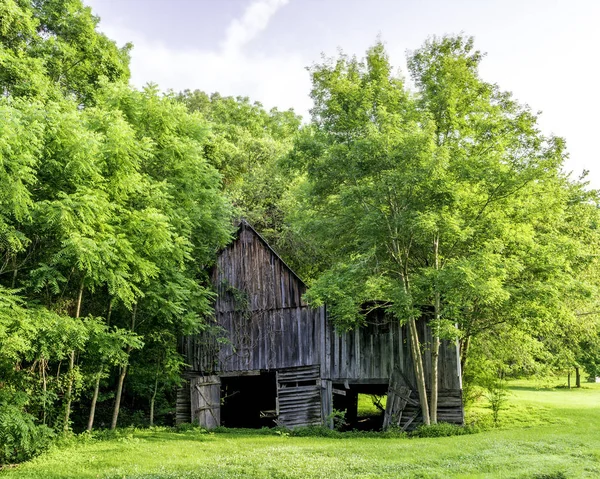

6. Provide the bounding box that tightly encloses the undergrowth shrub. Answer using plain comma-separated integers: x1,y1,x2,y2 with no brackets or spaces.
279,425,407,439
0,391,54,465
411,422,476,438
175,422,204,433
533,472,567,479
484,378,509,426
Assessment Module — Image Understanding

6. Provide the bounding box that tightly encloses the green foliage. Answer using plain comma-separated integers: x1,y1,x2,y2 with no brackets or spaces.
325,408,347,431
176,90,301,249
0,0,130,103
483,379,509,426
0,0,234,452
290,37,600,415
0,391,54,465
410,422,475,438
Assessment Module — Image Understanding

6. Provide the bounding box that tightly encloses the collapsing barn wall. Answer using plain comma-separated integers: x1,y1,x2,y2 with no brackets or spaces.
276,366,322,428
327,313,463,428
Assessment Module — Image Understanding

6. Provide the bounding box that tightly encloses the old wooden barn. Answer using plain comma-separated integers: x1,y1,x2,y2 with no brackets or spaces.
178,221,464,430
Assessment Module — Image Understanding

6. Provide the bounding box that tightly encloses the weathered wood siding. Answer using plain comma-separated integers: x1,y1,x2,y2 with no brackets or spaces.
328,311,463,428
181,221,464,429
215,222,305,312
402,389,463,427
186,307,325,372
175,380,191,425
185,222,325,373
276,366,322,428
329,315,462,392
190,375,220,429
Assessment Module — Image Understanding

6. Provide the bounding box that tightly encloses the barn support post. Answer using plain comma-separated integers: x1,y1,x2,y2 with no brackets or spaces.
321,379,333,428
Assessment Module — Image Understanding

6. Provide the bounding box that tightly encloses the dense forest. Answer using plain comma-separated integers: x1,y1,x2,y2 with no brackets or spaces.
1,0,599,464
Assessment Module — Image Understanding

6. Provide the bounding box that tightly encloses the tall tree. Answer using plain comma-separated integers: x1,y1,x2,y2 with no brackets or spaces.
177,90,301,242
292,38,594,424
0,0,130,103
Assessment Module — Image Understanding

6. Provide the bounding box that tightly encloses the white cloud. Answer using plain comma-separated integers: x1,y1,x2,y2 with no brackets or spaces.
94,0,311,116
222,0,289,54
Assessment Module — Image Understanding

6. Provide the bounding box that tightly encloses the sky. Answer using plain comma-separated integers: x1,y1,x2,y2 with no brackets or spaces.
85,0,600,188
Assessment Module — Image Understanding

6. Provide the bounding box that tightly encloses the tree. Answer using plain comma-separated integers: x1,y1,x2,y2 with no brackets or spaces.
292,43,441,424
291,37,596,424
0,0,130,103
177,90,301,243
0,77,232,437
92,83,232,428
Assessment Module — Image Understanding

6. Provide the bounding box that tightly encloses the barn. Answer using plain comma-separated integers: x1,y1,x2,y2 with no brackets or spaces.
178,221,464,430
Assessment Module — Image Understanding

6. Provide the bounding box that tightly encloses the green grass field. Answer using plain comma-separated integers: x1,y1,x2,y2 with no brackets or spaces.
2,379,599,479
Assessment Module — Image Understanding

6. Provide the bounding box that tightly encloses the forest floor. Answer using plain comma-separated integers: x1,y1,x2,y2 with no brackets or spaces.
2,379,599,479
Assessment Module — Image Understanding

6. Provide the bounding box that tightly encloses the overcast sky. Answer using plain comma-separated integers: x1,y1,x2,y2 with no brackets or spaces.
85,0,599,188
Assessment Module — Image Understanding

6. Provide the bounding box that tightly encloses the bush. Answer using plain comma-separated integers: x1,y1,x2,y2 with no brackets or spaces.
533,472,567,479
411,422,476,438
484,379,509,426
0,392,54,465
175,422,203,433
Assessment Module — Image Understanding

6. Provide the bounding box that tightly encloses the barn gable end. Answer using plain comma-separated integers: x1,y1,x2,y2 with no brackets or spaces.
185,220,325,374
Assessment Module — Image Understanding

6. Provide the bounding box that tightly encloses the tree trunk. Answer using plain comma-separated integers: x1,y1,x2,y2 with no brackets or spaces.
41,356,47,425
63,351,76,434
87,370,102,432
430,234,440,424
430,324,440,423
567,370,571,389
575,367,581,388
11,256,18,288
401,267,430,426
111,364,128,430
64,279,84,434
87,298,112,432
408,316,430,425
111,303,136,430
460,334,471,376
150,374,159,427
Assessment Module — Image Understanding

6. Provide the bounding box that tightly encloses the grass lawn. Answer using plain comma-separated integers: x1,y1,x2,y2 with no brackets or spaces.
2,379,599,479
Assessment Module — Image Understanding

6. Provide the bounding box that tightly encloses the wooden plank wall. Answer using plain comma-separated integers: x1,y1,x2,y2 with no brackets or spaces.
213,223,306,313
175,380,191,424
186,222,324,373
328,314,462,393
276,366,322,428
398,389,464,429
187,306,323,372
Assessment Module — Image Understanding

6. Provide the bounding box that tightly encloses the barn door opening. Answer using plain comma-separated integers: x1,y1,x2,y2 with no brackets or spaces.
332,383,387,431
190,375,220,429
220,371,277,428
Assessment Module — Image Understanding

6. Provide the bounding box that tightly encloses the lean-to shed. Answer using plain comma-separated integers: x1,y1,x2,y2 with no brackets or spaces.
179,221,464,430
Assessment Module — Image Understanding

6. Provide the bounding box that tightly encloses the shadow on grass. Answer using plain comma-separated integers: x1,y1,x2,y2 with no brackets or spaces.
137,432,213,443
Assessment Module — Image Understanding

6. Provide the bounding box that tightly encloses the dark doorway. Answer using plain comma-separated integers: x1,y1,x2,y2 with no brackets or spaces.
220,372,277,428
